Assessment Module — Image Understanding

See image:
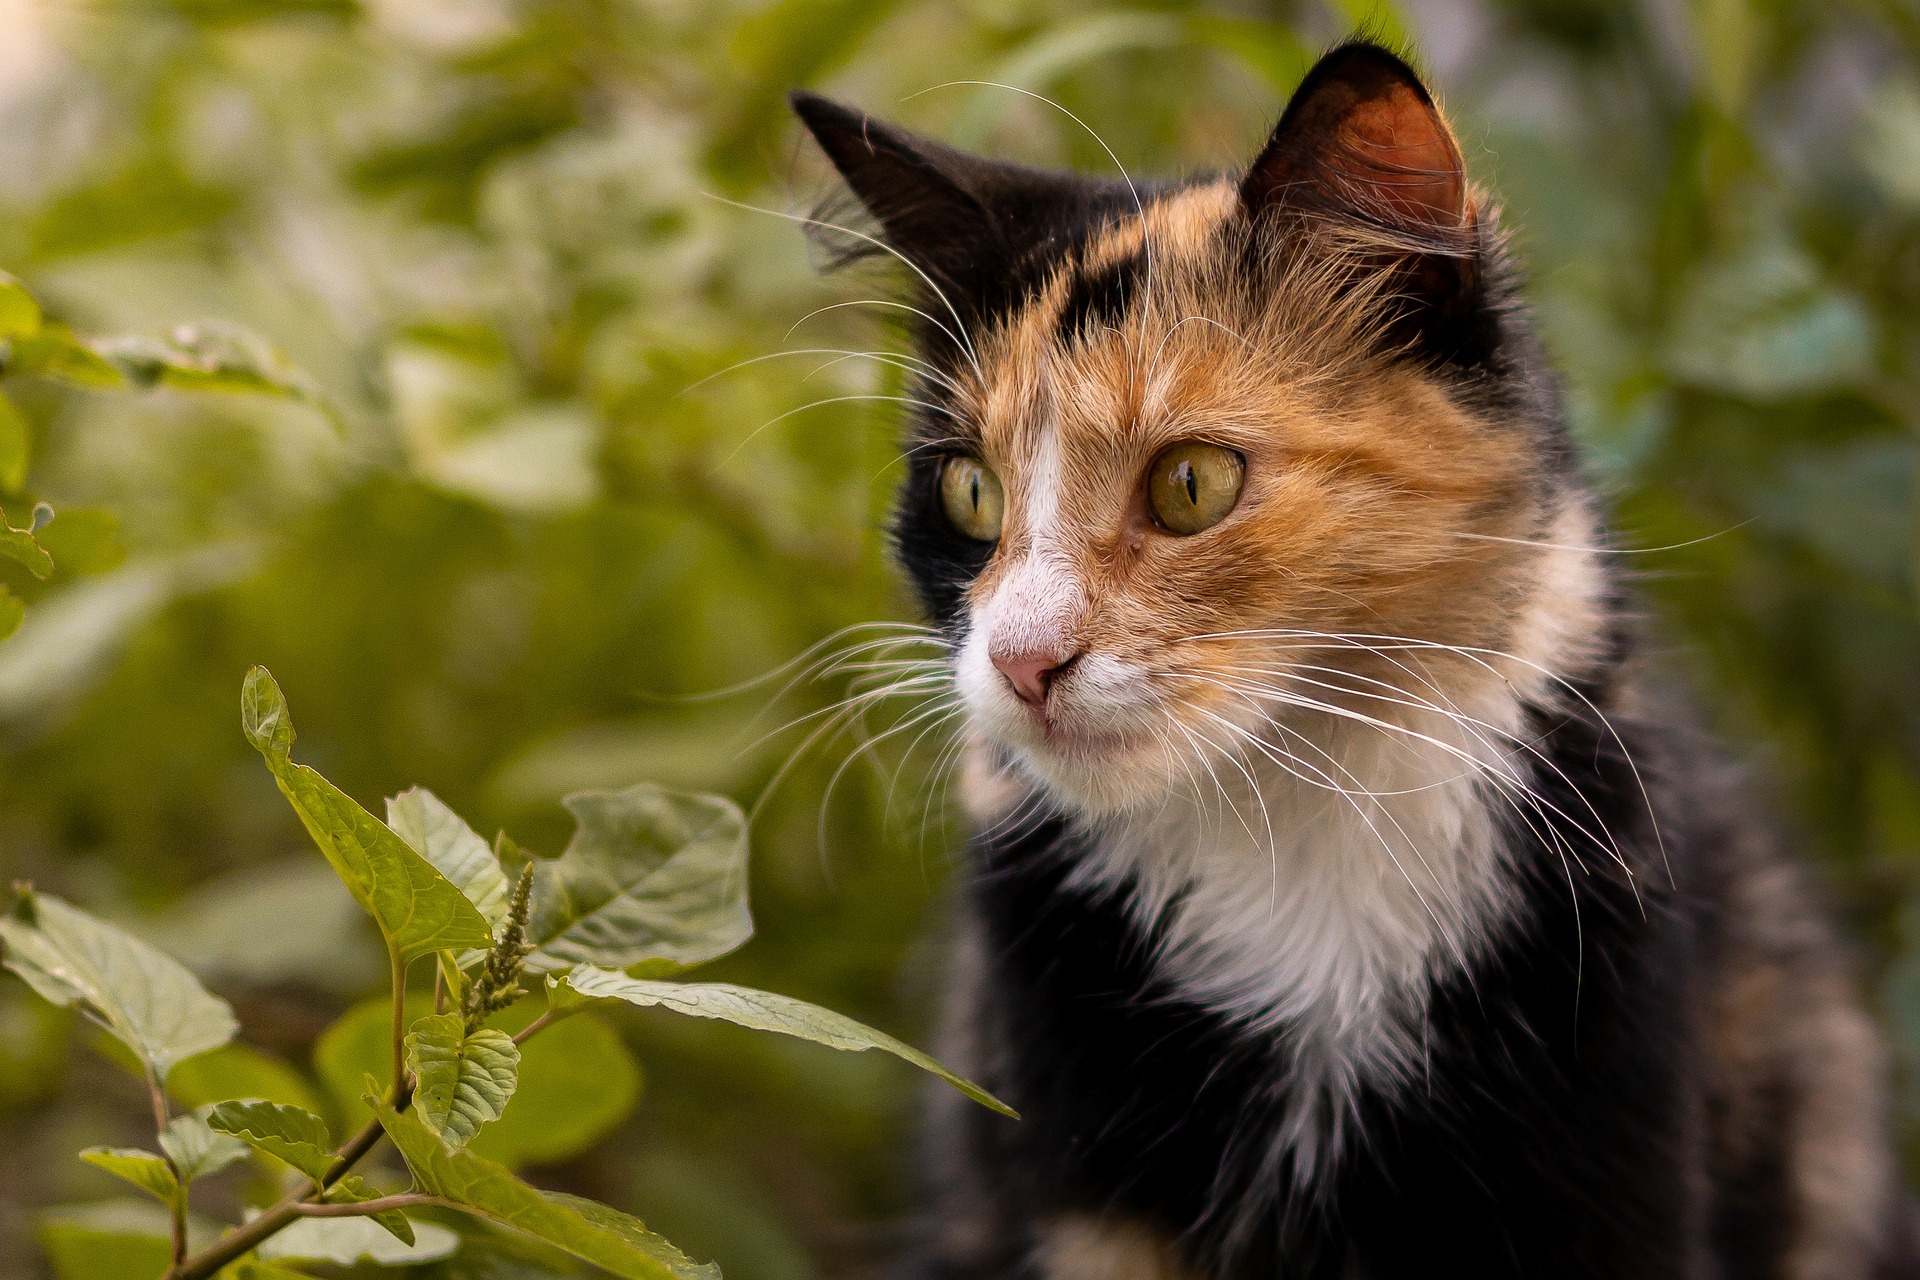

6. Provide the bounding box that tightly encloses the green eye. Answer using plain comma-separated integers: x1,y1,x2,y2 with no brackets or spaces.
1147,442,1244,535
939,456,1005,542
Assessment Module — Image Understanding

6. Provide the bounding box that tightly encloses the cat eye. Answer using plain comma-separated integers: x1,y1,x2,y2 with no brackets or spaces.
1146,442,1244,536
939,456,1005,542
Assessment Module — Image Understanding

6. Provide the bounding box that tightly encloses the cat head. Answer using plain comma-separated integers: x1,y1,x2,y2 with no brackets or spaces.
792,43,1609,818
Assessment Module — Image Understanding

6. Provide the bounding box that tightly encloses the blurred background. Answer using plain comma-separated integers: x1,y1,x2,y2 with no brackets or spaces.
0,0,1916,1276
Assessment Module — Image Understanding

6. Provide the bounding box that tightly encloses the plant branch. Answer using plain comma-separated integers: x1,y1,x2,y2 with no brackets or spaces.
161,1082,414,1280
292,1193,436,1218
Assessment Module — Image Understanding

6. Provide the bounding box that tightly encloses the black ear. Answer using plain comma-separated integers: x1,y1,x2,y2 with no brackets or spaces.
1242,43,1471,253
789,91,1082,309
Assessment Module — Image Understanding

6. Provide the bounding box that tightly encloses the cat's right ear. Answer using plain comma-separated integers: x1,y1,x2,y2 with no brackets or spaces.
789,91,1073,301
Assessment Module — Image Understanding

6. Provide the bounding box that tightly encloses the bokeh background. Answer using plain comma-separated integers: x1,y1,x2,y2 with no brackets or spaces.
0,0,1917,1276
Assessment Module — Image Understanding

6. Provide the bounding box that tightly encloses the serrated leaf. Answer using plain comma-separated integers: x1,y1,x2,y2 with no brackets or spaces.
407,1012,520,1149
159,1110,249,1181
0,390,28,492
260,1212,459,1266
79,1147,179,1204
0,272,41,341
525,785,751,975
207,1099,336,1183
327,1173,417,1245
388,788,512,933
0,503,52,578
319,997,639,1170
565,966,1016,1118
372,1098,716,1280
240,668,493,963
0,889,236,1081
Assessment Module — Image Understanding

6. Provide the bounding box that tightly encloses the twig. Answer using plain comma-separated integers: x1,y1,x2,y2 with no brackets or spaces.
292,1193,436,1218
145,1066,185,1269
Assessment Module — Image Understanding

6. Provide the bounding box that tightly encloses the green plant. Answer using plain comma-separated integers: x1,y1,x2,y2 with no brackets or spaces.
1,666,1008,1280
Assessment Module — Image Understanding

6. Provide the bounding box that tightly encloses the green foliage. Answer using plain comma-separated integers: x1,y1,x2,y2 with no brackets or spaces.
523,787,753,976
206,1100,338,1185
564,965,1014,1118
4,672,1001,1278
1,1,1917,1276
373,1100,715,1280
408,1013,521,1149
242,666,495,966
0,888,237,1083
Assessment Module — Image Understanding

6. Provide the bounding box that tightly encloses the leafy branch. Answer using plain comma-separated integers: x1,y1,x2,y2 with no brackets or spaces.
1,666,1012,1280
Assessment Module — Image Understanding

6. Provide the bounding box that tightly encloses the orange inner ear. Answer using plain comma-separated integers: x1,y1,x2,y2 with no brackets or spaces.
1322,85,1466,235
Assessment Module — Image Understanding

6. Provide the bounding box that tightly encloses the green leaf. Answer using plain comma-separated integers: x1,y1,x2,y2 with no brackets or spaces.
0,389,28,492
0,271,41,341
327,1173,417,1245
317,997,639,1170
206,1099,336,1183
167,1042,327,1116
159,1110,250,1181
92,325,325,408
4,326,124,387
387,787,512,934
525,785,751,975
0,888,237,1082
79,1147,180,1204
407,1011,520,1149
240,668,493,963
0,503,53,578
372,1098,716,1280
259,1212,459,1267
565,966,1016,1118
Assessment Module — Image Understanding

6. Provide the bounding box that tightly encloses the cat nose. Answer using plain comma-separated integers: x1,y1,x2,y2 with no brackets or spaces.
992,646,1082,707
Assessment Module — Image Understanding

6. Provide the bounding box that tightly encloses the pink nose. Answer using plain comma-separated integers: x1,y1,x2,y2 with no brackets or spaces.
992,647,1081,706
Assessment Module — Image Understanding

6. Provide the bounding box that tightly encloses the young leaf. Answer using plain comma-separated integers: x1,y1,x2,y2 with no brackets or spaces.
159,1110,250,1181
525,786,751,975
319,996,639,1169
0,584,22,642
240,668,493,963
0,888,237,1082
564,965,1017,1118
0,271,42,341
206,1099,336,1183
0,503,53,578
78,1148,180,1204
407,1012,521,1149
92,324,333,419
4,326,123,387
327,1173,418,1245
387,788,513,933
259,1213,459,1266
372,1098,717,1280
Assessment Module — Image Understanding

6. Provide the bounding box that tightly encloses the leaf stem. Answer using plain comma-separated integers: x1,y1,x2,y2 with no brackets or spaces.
291,1193,435,1218
390,946,409,1096
144,1066,185,1268
511,1009,560,1045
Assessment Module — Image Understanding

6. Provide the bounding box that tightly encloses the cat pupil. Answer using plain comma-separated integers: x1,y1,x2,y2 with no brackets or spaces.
969,474,979,511
1182,463,1197,505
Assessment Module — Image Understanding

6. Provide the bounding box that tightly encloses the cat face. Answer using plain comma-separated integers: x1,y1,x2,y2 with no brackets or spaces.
796,45,1593,817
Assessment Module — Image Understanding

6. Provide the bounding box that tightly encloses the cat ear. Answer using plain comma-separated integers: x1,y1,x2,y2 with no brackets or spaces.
789,91,1079,300
1241,42,1470,251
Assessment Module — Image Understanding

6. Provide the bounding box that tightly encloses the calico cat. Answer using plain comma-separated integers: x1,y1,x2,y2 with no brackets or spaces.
790,41,1919,1280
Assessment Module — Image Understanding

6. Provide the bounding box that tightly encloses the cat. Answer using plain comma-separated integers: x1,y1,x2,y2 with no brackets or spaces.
790,40,1919,1280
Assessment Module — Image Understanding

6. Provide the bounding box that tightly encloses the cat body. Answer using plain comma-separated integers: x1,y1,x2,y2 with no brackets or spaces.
791,42,1917,1280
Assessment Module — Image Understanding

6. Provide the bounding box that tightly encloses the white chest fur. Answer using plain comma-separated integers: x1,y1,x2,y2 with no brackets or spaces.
1056,692,1527,1174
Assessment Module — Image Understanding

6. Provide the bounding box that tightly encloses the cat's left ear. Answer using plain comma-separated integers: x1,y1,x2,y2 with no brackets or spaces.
1241,42,1472,253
